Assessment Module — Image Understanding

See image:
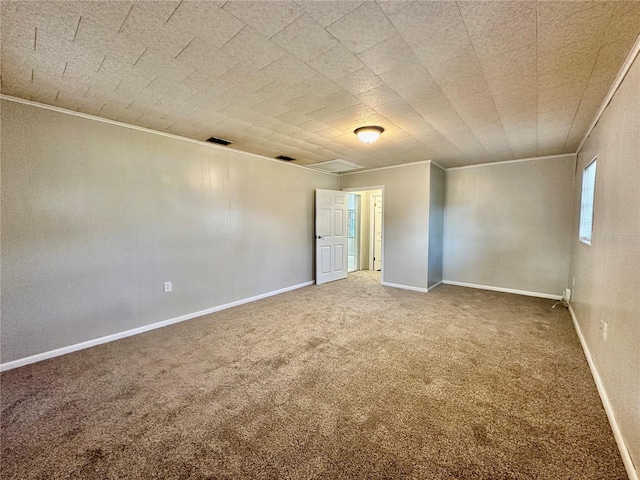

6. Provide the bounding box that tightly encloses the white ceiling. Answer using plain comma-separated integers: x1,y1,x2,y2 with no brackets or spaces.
2,1,639,169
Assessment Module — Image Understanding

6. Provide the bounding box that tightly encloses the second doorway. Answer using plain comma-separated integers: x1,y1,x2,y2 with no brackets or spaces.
346,188,383,274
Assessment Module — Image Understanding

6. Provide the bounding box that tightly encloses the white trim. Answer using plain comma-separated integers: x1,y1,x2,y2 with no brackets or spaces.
577,35,640,154
0,95,338,176
427,281,443,292
342,185,384,192
0,281,314,372
382,281,429,293
442,280,562,300
446,153,576,171
369,194,375,272
342,186,385,282
430,161,446,171
370,192,383,272
339,160,432,176
568,305,638,480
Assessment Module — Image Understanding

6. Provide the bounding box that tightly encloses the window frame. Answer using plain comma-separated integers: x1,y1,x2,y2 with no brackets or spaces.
578,156,597,245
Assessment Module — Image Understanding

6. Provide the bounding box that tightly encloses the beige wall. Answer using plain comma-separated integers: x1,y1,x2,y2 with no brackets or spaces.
340,163,430,290
570,55,640,471
428,164,445,288
443,155,575,296
0,99,338,364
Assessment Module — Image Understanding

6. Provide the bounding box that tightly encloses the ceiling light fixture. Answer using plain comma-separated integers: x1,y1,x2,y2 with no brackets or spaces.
354,126,384,144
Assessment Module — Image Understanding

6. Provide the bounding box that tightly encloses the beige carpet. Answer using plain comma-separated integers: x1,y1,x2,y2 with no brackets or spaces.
1,271,627,479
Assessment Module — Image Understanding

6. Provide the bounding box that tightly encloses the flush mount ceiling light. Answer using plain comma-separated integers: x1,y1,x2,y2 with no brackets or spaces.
354,126,384,144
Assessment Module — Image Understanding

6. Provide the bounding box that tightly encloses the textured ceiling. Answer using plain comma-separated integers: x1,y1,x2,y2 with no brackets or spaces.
2,1,639,169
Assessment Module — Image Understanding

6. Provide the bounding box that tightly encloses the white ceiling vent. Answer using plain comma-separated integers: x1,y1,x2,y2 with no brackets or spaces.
309,159,364,173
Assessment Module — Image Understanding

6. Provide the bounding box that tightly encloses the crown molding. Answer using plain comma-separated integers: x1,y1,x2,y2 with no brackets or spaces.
576,34,640,154
339,159,433,176
446,153,576,171
0,94,338,176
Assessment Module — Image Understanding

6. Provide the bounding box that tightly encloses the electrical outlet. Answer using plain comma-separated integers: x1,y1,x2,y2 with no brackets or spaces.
163,281,172,293
599,320,604,337
572,276,576,287
599,320,608,341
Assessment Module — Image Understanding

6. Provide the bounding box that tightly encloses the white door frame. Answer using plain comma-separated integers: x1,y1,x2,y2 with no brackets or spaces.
370,193,382,271
343,186,385,283
346,193,360,273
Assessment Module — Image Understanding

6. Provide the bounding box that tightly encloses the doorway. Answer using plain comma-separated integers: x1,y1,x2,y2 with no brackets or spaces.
371,193,382,271
344,187,384,275
347,193,360,273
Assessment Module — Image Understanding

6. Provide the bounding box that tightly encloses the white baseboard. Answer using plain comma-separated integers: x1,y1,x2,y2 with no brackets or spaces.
0,280,314,372
568,305,638,480
427,281,443,292
381,281,429,293
442,280,562,300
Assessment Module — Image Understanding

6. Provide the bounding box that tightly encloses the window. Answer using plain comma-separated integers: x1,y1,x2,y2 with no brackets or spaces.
347,193,357,238
347,210,356,238
579,158,597,245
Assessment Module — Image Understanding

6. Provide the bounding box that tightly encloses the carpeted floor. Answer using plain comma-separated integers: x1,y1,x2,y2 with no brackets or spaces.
1,271,627,479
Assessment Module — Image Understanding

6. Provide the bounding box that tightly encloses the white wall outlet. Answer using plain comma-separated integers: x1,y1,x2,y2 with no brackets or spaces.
599,319,603,337
163,281,172,293
572,276,576,287
599,319,608,341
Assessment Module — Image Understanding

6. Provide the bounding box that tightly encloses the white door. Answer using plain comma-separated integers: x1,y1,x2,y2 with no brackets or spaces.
372,194,382,271
315,189,348,285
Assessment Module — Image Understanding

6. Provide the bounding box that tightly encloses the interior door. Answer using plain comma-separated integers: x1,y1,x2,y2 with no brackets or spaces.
315,189,348,285
372,194,382,271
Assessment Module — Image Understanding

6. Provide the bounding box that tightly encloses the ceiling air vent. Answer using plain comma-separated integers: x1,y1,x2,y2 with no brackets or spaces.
276,155,295,161
206,136,233,146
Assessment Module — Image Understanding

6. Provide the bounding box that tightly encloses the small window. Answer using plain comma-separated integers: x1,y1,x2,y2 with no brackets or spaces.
347,210,356,238
579,158,597,245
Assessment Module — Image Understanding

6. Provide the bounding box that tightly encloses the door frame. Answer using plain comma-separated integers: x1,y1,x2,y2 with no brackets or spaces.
343,185,385,283
346,193,360,273
370,193,382,271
